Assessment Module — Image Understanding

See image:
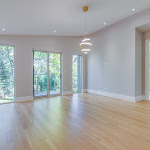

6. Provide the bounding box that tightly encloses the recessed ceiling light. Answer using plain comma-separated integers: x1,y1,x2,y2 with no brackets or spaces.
132,8,135,11
54,30,56,33
104,23,106,25
2,28,5,31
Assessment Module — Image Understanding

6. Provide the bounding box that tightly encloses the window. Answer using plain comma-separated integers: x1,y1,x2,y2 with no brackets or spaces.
72,55,82,93
0,45,14,103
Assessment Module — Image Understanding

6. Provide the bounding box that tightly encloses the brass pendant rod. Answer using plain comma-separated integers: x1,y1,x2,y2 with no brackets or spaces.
83,6,88,37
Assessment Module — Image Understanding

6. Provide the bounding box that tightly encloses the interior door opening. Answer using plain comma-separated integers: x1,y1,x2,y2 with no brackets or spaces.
0,45,15,103
145,40,150,100
72,55,82,93
149,42,150,99
33,51,62,97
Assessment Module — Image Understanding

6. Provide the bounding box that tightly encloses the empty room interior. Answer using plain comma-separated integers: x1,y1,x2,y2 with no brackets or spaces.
2,0,150,150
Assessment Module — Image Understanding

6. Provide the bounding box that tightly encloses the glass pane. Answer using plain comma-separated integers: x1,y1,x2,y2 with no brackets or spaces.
0,45,14,103
72,55,81,93
34,51,48,97
49,53,61,95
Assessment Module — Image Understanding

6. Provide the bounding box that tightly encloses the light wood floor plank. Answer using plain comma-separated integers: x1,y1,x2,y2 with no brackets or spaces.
1,93,150,149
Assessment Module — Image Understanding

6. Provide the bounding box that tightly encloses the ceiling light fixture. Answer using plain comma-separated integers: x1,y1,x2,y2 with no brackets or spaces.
80,6,92,54
104,23,106,25
132,8,135,11
81,49,91,52
54,30,56,33
80,42,92,46
82,38,90,42
2,28,5,31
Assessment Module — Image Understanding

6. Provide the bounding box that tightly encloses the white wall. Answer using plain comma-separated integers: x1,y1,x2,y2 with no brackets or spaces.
87,8,150,99
0,35,87,102
149,42,150,91
135,29,143,96
2,8,150,102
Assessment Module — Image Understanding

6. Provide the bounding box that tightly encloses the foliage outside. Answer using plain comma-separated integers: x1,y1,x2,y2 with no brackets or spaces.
34,52,61,96
72,55,78,93
0,45,14,101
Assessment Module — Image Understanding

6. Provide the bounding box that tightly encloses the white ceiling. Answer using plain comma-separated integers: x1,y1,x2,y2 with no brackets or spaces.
0,0,150,36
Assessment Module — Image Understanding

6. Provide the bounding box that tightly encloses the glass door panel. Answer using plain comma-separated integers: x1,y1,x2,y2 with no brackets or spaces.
34,51,48,97
49,53,61,95
0,45,14,103
72,55,82,93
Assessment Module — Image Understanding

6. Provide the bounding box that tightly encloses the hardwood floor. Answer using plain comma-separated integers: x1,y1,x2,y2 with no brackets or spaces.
1,93,150,150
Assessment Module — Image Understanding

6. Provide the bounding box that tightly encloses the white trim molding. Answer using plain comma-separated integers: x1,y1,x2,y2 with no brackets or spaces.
145,40,150,100
135,95,145,102
62,91,73,96
87,89,144,102
82,89,88,93
15,96,33,103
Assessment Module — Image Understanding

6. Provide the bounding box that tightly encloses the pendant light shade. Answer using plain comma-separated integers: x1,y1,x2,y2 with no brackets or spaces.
80,6,92,54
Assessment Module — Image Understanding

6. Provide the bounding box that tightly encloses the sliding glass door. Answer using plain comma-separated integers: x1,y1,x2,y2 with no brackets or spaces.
33,51,48,97
33,51,61,97
0,45,14,103
72,55,82,93
49,53,61,95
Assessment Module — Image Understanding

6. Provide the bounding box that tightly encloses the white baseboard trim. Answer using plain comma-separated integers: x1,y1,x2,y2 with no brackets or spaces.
135,95,145,102
15,96,33,103
62,91,73,96
82,89,88,93
87,89,144,102
14,91,144,103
